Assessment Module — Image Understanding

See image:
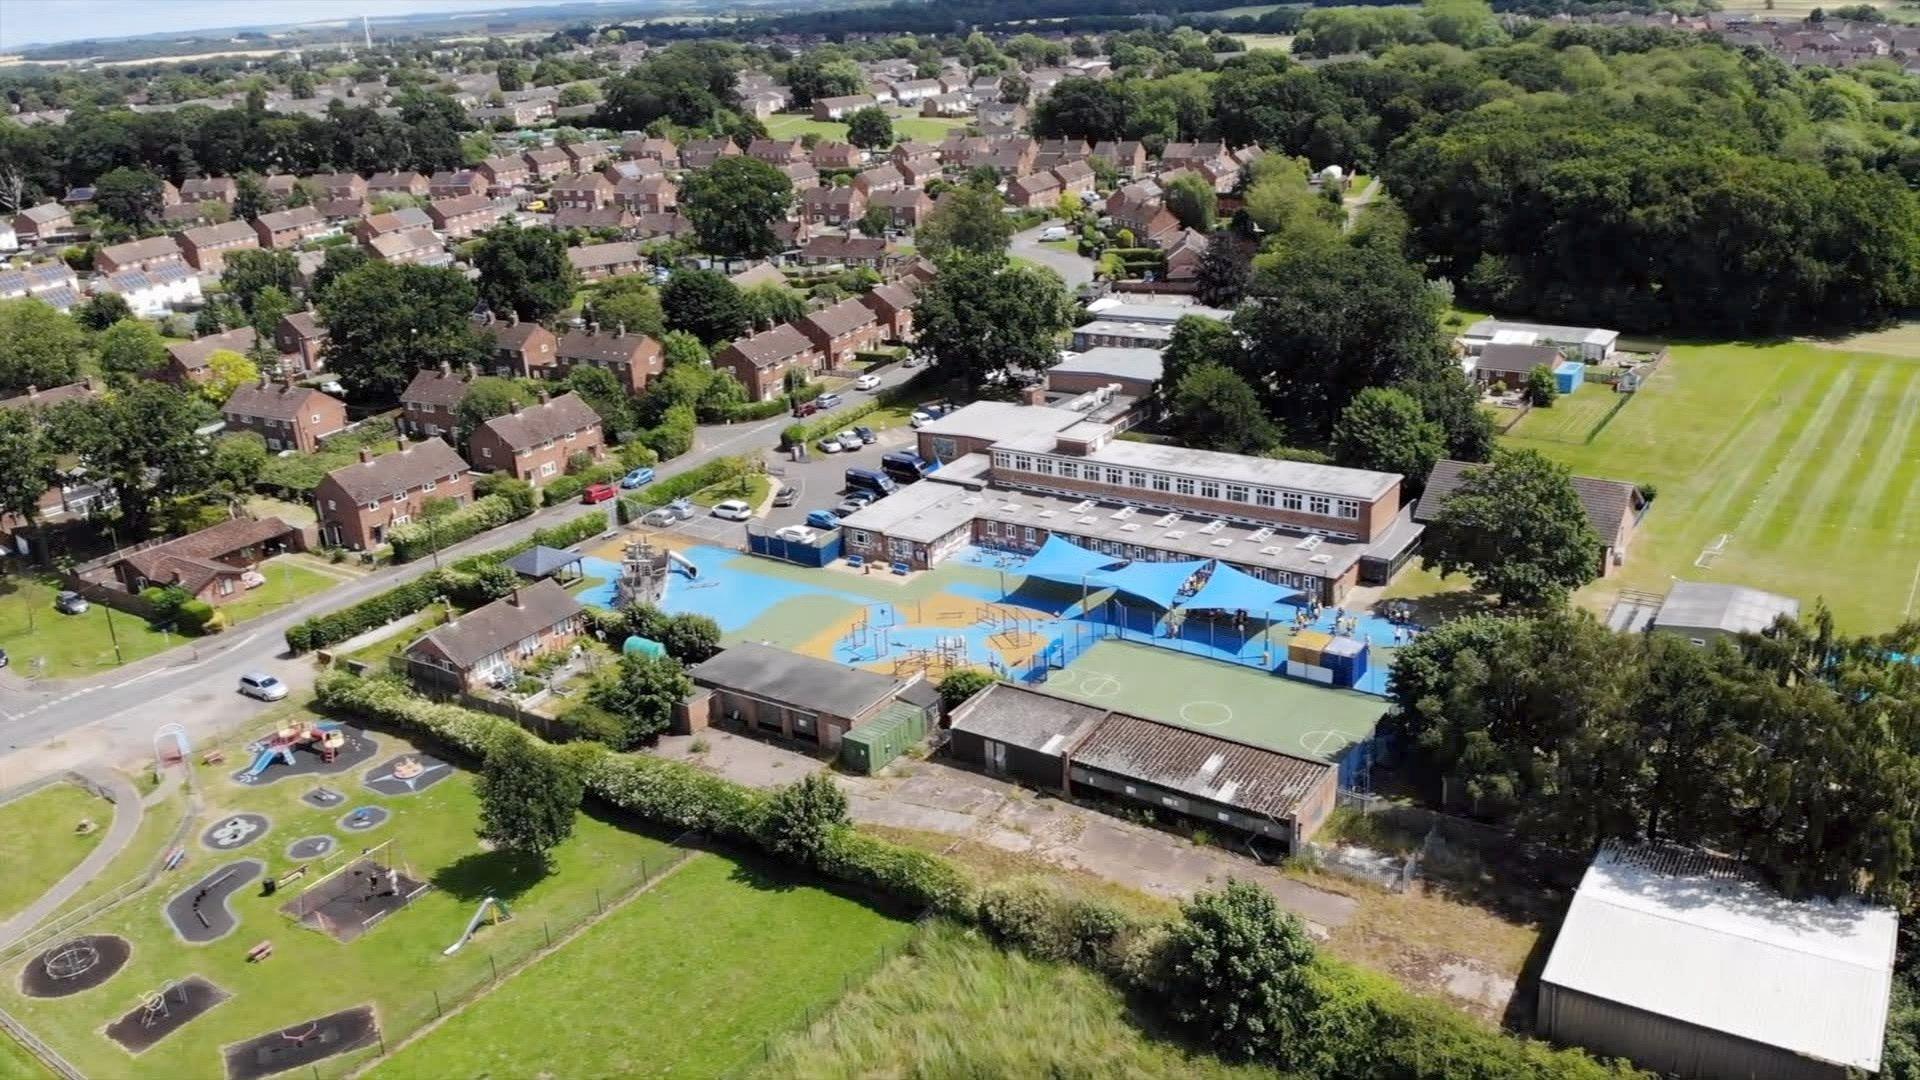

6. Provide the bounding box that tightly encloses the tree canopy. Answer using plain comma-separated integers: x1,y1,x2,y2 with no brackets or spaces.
913,255,1074,393
317,262,486,401
660,269,750,345
476,734,584,864
915,182,1014,260
679,156,794,260
1424,448,1602,609
472,223,578,322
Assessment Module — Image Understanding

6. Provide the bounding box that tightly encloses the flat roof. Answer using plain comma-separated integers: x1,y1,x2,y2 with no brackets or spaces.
949,681,1108,754
1464,318,1619,345
1542,842,1896,1072
1075,319,1175,343
1050,347,1164,384
689,641,903,719
916,400,1087,446
992,435,1401,502
1085,297,1233,324
1653,581,1800,635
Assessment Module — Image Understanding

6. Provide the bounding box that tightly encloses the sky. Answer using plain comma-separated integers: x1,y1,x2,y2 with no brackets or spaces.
0,0,600,52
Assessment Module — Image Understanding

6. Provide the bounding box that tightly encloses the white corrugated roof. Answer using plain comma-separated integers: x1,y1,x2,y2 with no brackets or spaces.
1541,843,1896,1071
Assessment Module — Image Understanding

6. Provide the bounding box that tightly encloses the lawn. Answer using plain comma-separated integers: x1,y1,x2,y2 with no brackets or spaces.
689,472,774,508
40,784,190,925
0,573,175,675
752,920,1273,1079
1499,385,1625,446
764,110,969,146
343,605,453,668
0,1035,52,1079
0,712,679,1080
0,783,111,923
215,558,341,625
1499,341,1920,630
368,851,915,1080
1233,33,1297,51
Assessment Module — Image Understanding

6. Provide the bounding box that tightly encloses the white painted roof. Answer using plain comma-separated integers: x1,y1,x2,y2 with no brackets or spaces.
1541,843,1896,1072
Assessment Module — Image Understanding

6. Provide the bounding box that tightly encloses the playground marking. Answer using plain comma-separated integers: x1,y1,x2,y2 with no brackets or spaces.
1178,701,1234,728
1299,730,1347,758
1074,672,1122,699
1045,668,1077,688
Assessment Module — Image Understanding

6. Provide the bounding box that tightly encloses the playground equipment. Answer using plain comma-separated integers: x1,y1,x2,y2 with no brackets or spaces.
443,897,512,955
892,636,970,679
241,720,346,781
843,603,899,659
43,942,99,982
140,988,170,1027
153,722,189,771
163,847,186,871
667,549,699,578
247,941,274,963
616,537,674,608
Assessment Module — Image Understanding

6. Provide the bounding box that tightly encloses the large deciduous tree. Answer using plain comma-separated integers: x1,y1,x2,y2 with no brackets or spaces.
915,183,1012,260
91,166,165,228
316,262,485,400
0,299,86,393
659,269,750,345
586,651,694,749
1167,363,1281,455
476,735,583,864
1331,387,1444,487
844,106,894,150
583,278,666,340
679,156,794,261
1424,448,1602,609
1163,174,1218,232
47,382,212,535
913,255,1074,393
95,319,170,384
1164,881,1321,1063
0,408,61,556
472,223,579,322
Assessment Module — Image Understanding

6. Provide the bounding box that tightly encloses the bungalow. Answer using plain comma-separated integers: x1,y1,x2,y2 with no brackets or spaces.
275,310,328,372
522,147,573,181
549,172,613,211
222,376,347,453
467,391,606,486
429,169,487,199
366,227,447,266
796,234,894,269
1461,319,1620,364
1469,343,1566,390
554,324,664,396
402,579,584,692
798,297,884,368
311,172,368,202
476,312,558,378
810,141,862,171
95,235,185,275
800,185,866,226
366,171,429,198
13,202,75,246
566,241,647,282
683,642,919,751
813,93,877,120
869,188,932,229
748,138,808,165
426,194,499,239
179,176,238,204
87,515,302,608
1008,171,1062,209
314,439,473,551
611,175,675,214
858,282,919,342
162,328,256,385
252,206,327,249
400,362,473,439
713,324,822,402
175,220,259,274
475,156,530,194
678,138,740,170
1414,459,1646,578
99,262,201,317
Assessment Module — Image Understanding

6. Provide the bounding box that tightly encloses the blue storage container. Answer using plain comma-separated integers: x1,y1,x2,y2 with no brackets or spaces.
1554,359,1585,395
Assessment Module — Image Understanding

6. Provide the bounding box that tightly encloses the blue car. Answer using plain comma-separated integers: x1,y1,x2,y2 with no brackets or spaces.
620,467,656,489
805,509,842,530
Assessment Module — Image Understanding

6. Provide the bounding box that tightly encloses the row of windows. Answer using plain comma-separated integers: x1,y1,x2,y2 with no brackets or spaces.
994,452,1362,520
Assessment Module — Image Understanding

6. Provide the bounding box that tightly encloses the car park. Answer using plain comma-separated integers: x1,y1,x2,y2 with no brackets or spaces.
853,425,876,444
815,392,843,410
54,591,89,615
238,672,289,701
620,466,656,489
772,485,798,507
664,498,694,520
854,374,881,391
640,507,680,527
845,468,896,498
806,509,842,529
582,483,619,503
882,450,932,484
711,500,753,521
834,499,868,517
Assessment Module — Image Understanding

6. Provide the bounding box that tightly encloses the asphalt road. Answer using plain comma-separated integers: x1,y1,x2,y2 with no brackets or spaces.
0,363,920,782
1009,222,1095,288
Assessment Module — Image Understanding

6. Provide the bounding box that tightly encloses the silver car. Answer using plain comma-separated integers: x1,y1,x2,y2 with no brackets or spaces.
238,672,289,702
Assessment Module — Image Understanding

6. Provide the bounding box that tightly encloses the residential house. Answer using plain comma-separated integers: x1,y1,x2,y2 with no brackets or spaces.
262,175,300,203
741,89,789,119
429,169,487,199
566,241,647,281
1034,138,1091,171
1468,343,1566,389
1092,140,1147,177
563,140,618,172
366,227,447,266
1008,171,1062,209
400,363,473,439
796,234,894,269
470,101,549,127
426,194,499,239
921,92,973,117
222,376,347,453
894,154,940,188
979,141,1038,178
800,185,866,226
401,579,584,691
476,312,558,378
813,93,877,120
713,324,822,401
611,175,675,214
475,156,530,194
858,282,919,342
95,236,184,275
467,391,606,486
853,164,907,195
976,101,1028,132
554,325,664,396
678,138,740,169
314,439,473,551
890,140,940,164
869,188,932,230
159,202,214,228
311,172,368,202
522,146,574,180
314,198,368,225
549,172,613,211
621,135,676,163
0,262,78,304
85,516,302,608
274,310,327,372
887,78,943,105
1052,160,1097,198
13,203,75,245
1164,228,1209,282
99,262,200,316
175,220,259,274
748,138,808,165
252,206,327,249
810,141,862,171
554,207,636,232
728,262,789,290
355,207,432,242
179,176,237,204
366,171,430,198
1415,459,1645,578
601,158,665,183
1135,206,1184,247
161,328,256,385
797,297,884,368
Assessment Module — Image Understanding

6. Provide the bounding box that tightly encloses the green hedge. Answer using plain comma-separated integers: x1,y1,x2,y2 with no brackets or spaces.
619,455,751,517
783,400,884,448
540,462,623,507
389,494,527,563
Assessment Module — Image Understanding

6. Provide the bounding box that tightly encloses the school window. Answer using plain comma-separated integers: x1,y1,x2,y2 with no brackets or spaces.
851,530,871,546
1127,470,1147,488
1056,461,1077,479
1198,480,1221,500
1282,491,1303,511
1335,499,1360,519
1034,457,1055,475
1011,454,1033,472
981,522,998,539
1255,488,1275,507
1106,467,1125,485
1023,526,1037,545
1225,484,1249,503
1151,473,1171,492
1175,477,1195,496
993,452,1011,470
1309,495,1331,516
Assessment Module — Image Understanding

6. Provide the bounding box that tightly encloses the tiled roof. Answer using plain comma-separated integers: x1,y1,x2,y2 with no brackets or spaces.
409,578,583,668
721,324,815,369
401,367,472,408
121,516,297,595
168,328,257,370
566,241,643,271
321,438,469,505
99,236,183,265
471,392,603,451
224,381,338,422
256,206,322,231
556,328,660,365
179,220,256,247
803,297,879,339
1414,459,1642,547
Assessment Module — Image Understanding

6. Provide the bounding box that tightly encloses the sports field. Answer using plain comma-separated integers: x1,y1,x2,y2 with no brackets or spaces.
764,110,970,146
1501,341,1920,630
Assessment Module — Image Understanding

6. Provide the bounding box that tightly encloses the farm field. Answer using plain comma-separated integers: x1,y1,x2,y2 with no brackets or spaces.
0,783,110,923
1500,341,1920,630
369,851,915,1080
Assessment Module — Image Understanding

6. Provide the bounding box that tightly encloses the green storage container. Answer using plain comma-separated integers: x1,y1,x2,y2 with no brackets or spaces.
839,702,930,775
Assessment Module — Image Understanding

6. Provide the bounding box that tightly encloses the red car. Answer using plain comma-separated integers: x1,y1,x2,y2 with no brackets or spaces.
582,483,619,504
792,400,819,417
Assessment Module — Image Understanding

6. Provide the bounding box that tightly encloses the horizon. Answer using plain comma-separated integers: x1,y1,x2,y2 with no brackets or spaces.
0,0,608,53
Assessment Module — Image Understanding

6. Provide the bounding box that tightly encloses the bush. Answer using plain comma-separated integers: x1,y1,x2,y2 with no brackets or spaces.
530,510,609,549
175,599,217,635
976,877,1074,960
475,473,537,517
554,702,626,746
389,494,527,562
760,773,850,867
785,400,883,447
289,572,452,652
630,456,750,507
540,462,622,507
937,668,996,711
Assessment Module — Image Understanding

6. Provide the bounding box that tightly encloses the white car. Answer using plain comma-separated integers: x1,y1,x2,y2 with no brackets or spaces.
910,410,933,428
816,435,844,454
835,429,860,448
238,672,289,702
774,525,818,544
854,373,881,391
710,500,753,521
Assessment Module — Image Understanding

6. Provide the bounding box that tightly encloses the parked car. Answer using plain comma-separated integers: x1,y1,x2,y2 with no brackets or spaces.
854,373,881,391
238,672,289,702
620,466,656,489
664,498,695,520
772,485,798,507
319,380,346,395
835,429,860,448
792,400,818,418
816,435,844,454
773,525,818,544
853,425,876,444
805,509,842,529
902,353,922,367
640,507,680,527
909,410,933,428
815,392,843,410
843,489,880,507
0,647,9,669
833,500,867,517
54,591,88,615
710,500,753,521
582,483,619,504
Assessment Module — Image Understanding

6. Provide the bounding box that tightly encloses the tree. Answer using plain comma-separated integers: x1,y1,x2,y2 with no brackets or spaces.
0,407,61,555
582,278,666,339
0,299,86,393
740,283,804,331
222,249,300,316
937,668,995,710
1425,448,1603,609
91,167,165,228
1164,174,1218,232
95,319,169,383
856,204,892,238
914,255,1074,393
660,612,721,663
999,73,1031,105
210,431,268,495
1524,364,1559,407
476,735,583,864
1164,881,1320,1063
659,329,709,368
46,382,211,534
1168,363,1281,455
1195,231,1254,308
316,262,485,400
586,651,693,749
496,59,527,92
308,245,370,304
76,292,132,331
561,365,633,437
1160,315,1242,399
760,772,849,867
1331,387,1444,486
783,53,864,107
455,376,537,448
200,349,258,405
232,173,270,222
660,269,750,345
916,183,1013,261
845,105,894,150
472,223,578,322
679,157,793,260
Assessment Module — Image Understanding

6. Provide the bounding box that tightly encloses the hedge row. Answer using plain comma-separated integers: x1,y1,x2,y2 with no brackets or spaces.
389,494,527,563
782,399,884,448
312,673,1631,1078
540,462,624,507
617,455,752,518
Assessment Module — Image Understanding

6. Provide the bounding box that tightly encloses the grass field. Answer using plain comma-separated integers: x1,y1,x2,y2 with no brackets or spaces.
369,851,914,1079
764,110,970,146
1501,341,1920,630
214,558,340,625
40,785,190,925
1,715,678,1080
1814,319,1920,360
1500,385,1626,445
0,783,110,923
689,472,773,508
1233,33,1297,51
0,1034,52,1079
0,573,175,674
752,920,1273,1079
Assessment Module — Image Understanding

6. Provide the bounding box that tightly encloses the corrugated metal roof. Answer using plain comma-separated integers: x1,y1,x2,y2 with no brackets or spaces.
1071,710,1330,820
1540,842,1896,1072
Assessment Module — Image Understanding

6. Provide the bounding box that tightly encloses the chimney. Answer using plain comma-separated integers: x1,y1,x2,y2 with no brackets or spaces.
508,310,519,326
587,321,599,336
439,360,452,378
614,322,625,339
23,386,37,400
1022,385,1048,407
359,447,374,464
508,400,522,414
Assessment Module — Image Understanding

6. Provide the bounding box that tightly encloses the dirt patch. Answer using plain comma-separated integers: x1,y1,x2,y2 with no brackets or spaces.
106,975,230,1053
279,858,428,943
18,935,130,998
223,1005,378,1080
165,860,263,944
361,753,452,797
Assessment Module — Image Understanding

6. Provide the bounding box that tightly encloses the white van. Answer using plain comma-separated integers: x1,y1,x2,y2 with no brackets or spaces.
1039,225,1072,242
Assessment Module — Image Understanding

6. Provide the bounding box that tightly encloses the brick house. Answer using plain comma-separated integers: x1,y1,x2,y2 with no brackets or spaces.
868,189,931,230
566,241,646,282
429,169,487,199
179,176,237,204
894,155,941,189
811,141,861,171
95,236,185,275
621,136,676,163
400,363,472,439
522,147,573,180
89,515,302,607
475,156,530,194
713,324,822,402
611,175,675,214
554,325,663,396
252,206,327,249
314,439,473,551
555,207,636,233
222,376,348,453
426,194,499,238
355,208,432,242
1008,172,1062,209
261,174,300,201
477,313,558,378
813,94,876,120
175,220,260,274
858,282,919,342
402,578,584,692
800,186,865,226
748,138,807,165
853,165,907,196
314,198,368,225
311,173,368,202
366,171,429,198
467,392,605,486
797,298,884,368
683,642,916,751
1092,140,1147,177
1164,228,1209,282
274,311,328,372
162,328,256,385
366,228,446,266
678,138,739,169
564,140,618,172
1052,160,1097,198
549,173,613,211
796,234,894,269
13,203,75,245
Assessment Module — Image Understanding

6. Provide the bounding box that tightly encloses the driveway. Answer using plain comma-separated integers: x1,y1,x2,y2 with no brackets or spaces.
1010,222,1095,289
